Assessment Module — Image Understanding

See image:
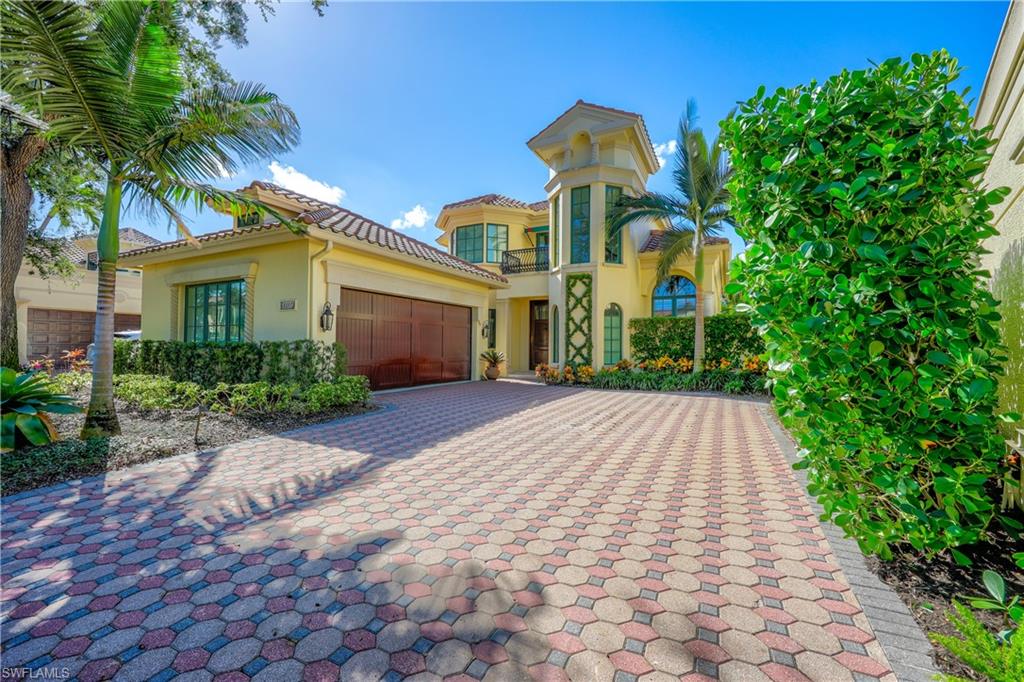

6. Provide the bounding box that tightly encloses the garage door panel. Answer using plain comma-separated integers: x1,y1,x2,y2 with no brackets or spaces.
376,320,413,361
337,287,471,390
26,309,140,361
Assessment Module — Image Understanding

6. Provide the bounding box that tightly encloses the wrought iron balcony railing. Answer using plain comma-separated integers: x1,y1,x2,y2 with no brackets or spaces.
500,247,550,274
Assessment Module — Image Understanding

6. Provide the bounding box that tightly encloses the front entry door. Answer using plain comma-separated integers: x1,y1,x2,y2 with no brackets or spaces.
529,301,549,369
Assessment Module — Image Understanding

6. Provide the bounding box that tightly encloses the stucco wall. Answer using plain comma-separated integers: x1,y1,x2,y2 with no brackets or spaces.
976,1,1023,429
138,239,312,342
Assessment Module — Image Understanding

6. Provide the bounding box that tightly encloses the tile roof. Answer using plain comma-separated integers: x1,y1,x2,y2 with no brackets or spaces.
81,228,162,248
528,100,658,163
441,193,547,212
640,230,730,253
121,183,508,285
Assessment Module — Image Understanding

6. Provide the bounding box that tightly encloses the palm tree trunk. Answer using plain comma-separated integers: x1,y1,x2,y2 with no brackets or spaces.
82,177,123,438
1,133,47,368
692,228,706,372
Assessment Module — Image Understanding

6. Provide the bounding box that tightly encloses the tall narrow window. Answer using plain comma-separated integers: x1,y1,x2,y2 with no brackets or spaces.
535,230,550,268
184,280,246,343
570,186,590,264
486,224,508,263
652,276,697,317
604,185,623,263
551,306,559,363
455,224,484,263
552,196,561,267
603,303,622,365
487,308,496,349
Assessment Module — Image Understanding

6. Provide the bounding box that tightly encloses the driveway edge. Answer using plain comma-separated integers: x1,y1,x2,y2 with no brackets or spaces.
758,404,939,682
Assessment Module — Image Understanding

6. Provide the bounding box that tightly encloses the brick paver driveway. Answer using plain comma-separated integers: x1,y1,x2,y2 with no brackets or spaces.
1,382,897,681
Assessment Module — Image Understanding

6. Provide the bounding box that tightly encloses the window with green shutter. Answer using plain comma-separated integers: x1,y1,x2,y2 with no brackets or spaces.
552,306,560,363
487,308,496,349
570,186,590,264
455,224,484,263
184,280,246,343
604,185,623,263
552,196,560,266
603,303,622,365
486,224,508,263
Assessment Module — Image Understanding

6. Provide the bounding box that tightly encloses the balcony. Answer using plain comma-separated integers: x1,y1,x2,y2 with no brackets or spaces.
501,247,550,275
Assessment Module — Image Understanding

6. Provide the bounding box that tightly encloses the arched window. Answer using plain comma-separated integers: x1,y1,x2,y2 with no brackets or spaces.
551,306,560,363
603,304,622,365
652,276,697,317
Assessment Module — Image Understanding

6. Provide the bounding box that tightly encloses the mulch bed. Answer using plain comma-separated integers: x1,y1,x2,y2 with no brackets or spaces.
867,528,1024,678
2,395,375,497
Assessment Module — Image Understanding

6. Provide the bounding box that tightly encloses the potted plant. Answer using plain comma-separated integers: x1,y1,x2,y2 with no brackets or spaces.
480,350,505,380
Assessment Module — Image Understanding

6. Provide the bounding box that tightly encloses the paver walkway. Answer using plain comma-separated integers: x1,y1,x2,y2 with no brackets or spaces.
1,382,898,681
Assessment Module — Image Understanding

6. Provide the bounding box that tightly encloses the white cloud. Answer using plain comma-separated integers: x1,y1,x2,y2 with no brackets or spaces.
653,139,678,170
267,161,346,204
390,204,431,230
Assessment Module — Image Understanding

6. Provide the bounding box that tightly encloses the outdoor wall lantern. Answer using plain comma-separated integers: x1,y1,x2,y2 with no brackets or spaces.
319,302,334,332
481,321,490,339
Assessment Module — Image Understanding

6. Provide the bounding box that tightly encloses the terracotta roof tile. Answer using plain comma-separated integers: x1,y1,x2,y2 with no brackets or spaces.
640,230,730,253
441,193,546,212
121,183,507,285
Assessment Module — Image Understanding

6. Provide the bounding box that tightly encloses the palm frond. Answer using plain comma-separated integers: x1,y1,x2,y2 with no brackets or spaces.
605,192,693,236
140,82,299,181
124,175,307,238
0,0,128,159
655,227,697,284
98,0,181,136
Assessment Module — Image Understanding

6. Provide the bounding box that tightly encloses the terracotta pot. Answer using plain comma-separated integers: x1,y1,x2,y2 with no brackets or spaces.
485,365,501,380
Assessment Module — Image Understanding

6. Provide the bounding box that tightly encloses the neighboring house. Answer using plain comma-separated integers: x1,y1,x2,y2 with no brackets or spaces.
976,0,1023,425
121,101,730,389
15,228,160,364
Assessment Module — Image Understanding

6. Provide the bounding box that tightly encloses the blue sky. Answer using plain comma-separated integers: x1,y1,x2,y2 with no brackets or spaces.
132,1,1008,254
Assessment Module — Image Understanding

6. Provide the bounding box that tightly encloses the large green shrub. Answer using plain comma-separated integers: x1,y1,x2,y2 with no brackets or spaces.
629,313,764,364
117,340,348,387
722,51,1014,558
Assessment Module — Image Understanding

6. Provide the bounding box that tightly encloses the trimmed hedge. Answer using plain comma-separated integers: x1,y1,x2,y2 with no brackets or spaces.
629,313,764,364
114,340,347,387
113,374,370,414
535,361,767,395
722,51,1014,558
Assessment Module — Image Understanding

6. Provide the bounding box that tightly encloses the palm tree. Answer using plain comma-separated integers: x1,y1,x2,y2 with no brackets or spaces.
606,99,733,372
2,1,301,437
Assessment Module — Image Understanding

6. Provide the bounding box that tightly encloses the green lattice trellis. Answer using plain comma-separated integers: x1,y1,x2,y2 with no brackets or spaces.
565,273,593,366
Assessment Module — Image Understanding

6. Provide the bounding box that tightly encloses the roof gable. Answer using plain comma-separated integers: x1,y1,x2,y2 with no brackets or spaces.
527,100,659,175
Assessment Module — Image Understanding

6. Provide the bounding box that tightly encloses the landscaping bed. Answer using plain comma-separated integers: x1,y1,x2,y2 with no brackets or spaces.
2,372,374,496
869,531,1024,678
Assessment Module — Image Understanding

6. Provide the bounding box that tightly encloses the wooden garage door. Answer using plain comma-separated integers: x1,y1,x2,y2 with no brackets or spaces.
26,309,141,362
336,288,471,390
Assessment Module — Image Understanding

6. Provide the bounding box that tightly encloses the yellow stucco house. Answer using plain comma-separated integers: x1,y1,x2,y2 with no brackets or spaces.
122,101,730,389
15,228,159,364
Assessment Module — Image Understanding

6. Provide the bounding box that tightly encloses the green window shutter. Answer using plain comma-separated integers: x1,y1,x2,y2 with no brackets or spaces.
486,224,508,263
603,303,622,365
455,224,484,263
604,185,623,264
184,279,246,344
570,186,590,264
552,196,560,266
552,306,559,363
